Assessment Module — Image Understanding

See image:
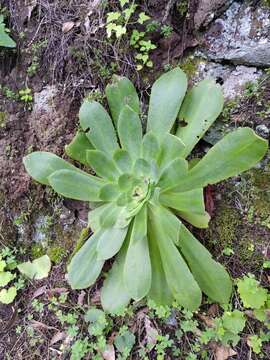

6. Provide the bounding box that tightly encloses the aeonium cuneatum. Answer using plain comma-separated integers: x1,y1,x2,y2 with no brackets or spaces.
23,68,268,314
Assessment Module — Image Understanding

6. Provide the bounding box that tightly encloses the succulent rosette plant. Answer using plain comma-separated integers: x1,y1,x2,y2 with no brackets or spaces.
23,68,268,314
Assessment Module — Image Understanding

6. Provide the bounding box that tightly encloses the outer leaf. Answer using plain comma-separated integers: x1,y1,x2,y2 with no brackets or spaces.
160,188,205,214
96,227,129,260
158,133,185,170
101,239,131,314
23,151,81,185
142,132,160,162
149,204,201,310
65,130,94,165
105,75,140,126
113,149,133,173
158,158,188,190
176,79,223,157
86,150,120,181
118,105,142,160
68,233,104,289
88,203,112,232
171,128,268,193
49,170,104,201
147,68,187,138
178,225,232,304
177,210,210,229
147,213,173,305
17,255,51,280
124,206,151,300
79,100,119,155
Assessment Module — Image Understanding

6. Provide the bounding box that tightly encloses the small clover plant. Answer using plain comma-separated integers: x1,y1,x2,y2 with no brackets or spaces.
23,68,268,314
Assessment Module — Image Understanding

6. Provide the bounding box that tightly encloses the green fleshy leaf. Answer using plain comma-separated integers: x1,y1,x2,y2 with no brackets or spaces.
65,130,94,165
178,225,232,304
158,133,185,170
113,149,133,173
177,210,210,228
88,203,112,232
160,188,205,214
158,158,188,190
147,68,187,138
68,233,104,289
171,128,268,193
87,150,120,181
17,255,51,280
142,132,160,162
96,226,129,260
124,206,151,300
23,151,82,185
106,75,140,126
176,79,223,157
118,105,142,160
99,183,120,201
79,100,119,155
149,204,201,310
101,239,131,314
49,170,104,201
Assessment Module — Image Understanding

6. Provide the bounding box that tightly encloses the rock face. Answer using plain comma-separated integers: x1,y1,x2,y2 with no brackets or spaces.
204,2,270,67
194,0,231,29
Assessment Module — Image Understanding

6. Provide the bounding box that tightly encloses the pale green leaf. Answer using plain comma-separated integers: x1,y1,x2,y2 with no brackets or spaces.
158,158,188,190
178,225,232,304
88,204,113,232
158,133,185,170
87,150,120,181
118,105,142,160
101,240,131,314
171,128,268,193
79,100,119,155
160,188,205,214
105,75,140,126
113,149,133,173
177,210,210,228
147,68,187,139
149,204,201,310
17,255,51,280
23,151,82,185
49,170,104,201
0,271,14,287
99,183,120,201
0,286,17,304
68,233,104,289
96,226,129,260
65,130,94,165
142,132,160,162
176,79,224,157
124,206,151,300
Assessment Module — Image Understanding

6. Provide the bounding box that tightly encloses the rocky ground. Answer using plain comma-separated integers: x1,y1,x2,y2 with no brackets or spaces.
0,1,270,359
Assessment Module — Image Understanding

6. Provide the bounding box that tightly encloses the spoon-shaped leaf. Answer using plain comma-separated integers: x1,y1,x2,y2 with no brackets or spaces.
170,128,268,193
113,149,133,173
124,206,151,300
105,75,140,126
118,105,142,160
158,158,188,190
176,79,223,158
158,133,185,170
178,225,232,304
23,151,82,185
65,130,94,165
97,227,129,260
87,150,120,181
177,210,210,229
147,68,187,138
142,132,160,162
68,233,104,289
160,188,205,214
101,239,131,314
79,100,119,155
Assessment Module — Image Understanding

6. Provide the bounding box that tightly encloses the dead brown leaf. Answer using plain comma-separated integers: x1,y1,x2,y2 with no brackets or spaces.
102,344,115,360
32,286,47,299
212,343,237,360
144,316,158,350
207,304,220,317
198,314,215,328
50,331,67,345
62,21,75,33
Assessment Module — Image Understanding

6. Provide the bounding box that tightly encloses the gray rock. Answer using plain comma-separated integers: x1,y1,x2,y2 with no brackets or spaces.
256,124,270,139
194,0,232,29
204,2,270,67
33,85,58,114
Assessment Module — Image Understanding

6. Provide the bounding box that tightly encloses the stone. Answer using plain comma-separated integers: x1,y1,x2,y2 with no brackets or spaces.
256,124,270,139
204,2,270,67
194,0,232,29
